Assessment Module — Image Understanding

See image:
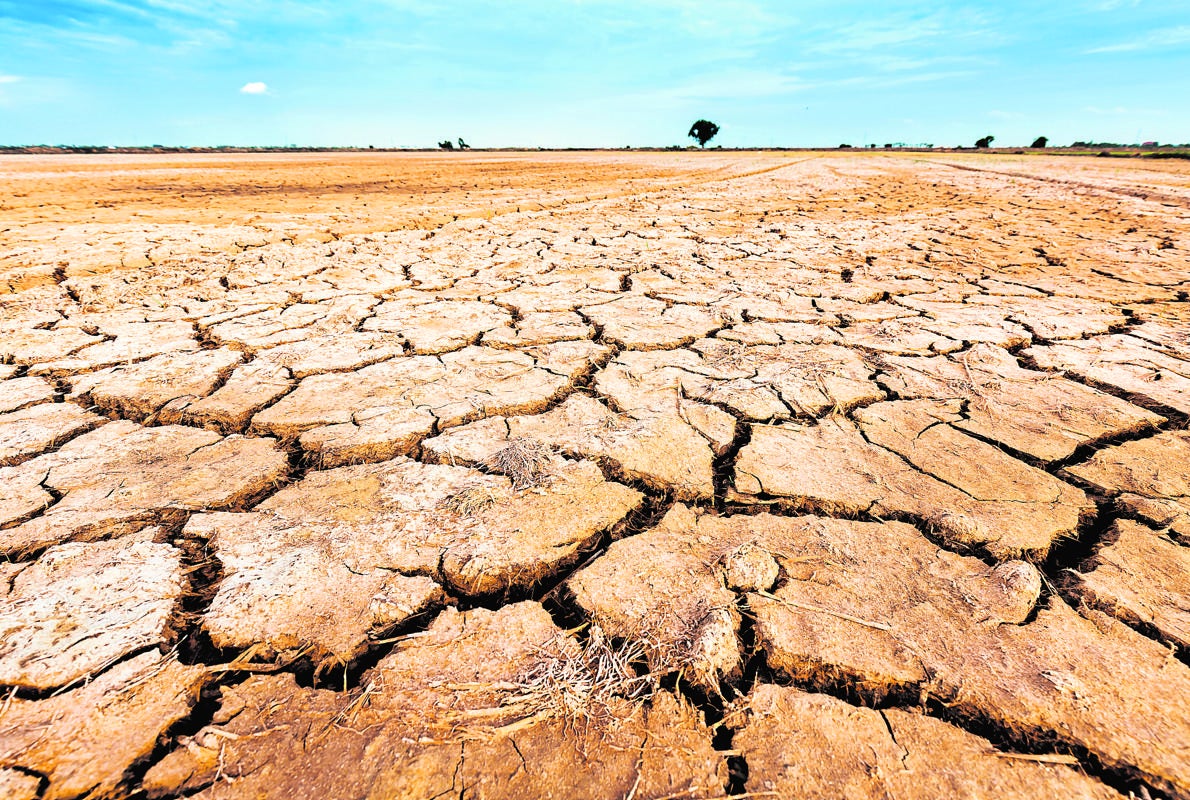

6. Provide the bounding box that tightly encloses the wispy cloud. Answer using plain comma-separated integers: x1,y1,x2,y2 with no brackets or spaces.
1084,104,1169,116
1086,24,1190,52
1095,0,1142,10
808,9,999,56
0,75,21,84
240,81,269,94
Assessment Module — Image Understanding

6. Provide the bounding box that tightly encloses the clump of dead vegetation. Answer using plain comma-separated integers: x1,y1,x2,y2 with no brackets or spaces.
499,626,655,729
480,437,555,489
439,479,501,515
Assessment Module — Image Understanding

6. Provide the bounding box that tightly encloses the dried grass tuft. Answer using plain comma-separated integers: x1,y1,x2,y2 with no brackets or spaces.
501,626,655,729
439,480,501,515
596,407,635,433
481,437,555,489
705,342,753,372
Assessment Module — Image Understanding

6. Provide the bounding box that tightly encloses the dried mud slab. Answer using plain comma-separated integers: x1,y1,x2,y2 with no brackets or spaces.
28,320,199,375
0,467,54,529
253,331,404,377
157,359,293,432
252,344,604,466
1065,519,1190,648
581,294,722,349
896,297,1033,348
1066,430,1190,538
731,685,1121,799
0,652,207,800
596,341,883,422
715,320,842,346
482,310,593,347
0,326,104,366
0,376,56,413
496,283,620,314
204,295,376,351
567,505,820,690
748,516,1190,798
968,292,1128,340
363,297,513,353
877,344,1162,463
715,288,828,324
230,455,642,598
68,347,244,421
997,265,1171,305
732,415,1086,560
1026,333,1190,415
187,511,444,664
0,770,39,800
0,421,288,556
0,402,106,466
855,398,1091,526
0,530,182,690
692,340,883,416
818,298,918,322
1126,319,1190,357
836,317,962,355
423,393,726,499
143,603,726,800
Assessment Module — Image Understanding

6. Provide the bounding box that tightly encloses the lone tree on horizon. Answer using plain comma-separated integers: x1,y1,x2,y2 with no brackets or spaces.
688,119,720,148
975,135,995,148
1031,136,1048,148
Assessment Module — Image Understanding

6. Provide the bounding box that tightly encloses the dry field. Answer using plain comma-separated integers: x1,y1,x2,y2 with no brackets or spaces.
1,150,1189,799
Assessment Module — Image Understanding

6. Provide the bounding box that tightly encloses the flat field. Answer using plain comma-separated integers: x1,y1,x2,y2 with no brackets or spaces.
1,151,1189,799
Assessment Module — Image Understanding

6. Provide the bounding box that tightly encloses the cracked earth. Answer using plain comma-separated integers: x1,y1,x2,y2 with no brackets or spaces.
1,150,1189,799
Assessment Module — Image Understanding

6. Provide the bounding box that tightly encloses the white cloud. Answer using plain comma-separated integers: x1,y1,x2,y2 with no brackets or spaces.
0,75,20,84
240,81,268,94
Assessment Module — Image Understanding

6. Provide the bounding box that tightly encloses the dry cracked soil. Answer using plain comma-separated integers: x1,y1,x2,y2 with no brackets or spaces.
1,149,1189,799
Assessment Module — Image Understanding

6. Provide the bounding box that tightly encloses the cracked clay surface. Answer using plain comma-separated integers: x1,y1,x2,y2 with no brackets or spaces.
1,150,1189,799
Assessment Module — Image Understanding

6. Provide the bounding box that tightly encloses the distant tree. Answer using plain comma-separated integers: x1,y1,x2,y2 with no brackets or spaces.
975,135,995,148
839,143,853,149
438,140,454,150
458,138,470,150
687,119,720,148
1030,136,1048,149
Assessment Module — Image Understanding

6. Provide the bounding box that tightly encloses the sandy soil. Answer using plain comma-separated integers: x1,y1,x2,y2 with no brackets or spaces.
1,150,1188,799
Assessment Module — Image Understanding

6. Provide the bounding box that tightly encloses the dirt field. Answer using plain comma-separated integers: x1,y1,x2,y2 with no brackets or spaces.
1,150,1188,799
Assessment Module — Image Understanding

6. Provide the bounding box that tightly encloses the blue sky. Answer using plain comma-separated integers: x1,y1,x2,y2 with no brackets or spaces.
1,1,1187,147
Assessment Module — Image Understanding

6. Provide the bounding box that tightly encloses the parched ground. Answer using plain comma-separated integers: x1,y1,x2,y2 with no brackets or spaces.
1,150,1189,799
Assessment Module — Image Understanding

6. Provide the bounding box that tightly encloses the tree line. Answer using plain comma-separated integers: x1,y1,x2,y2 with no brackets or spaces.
421,123,1185,152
